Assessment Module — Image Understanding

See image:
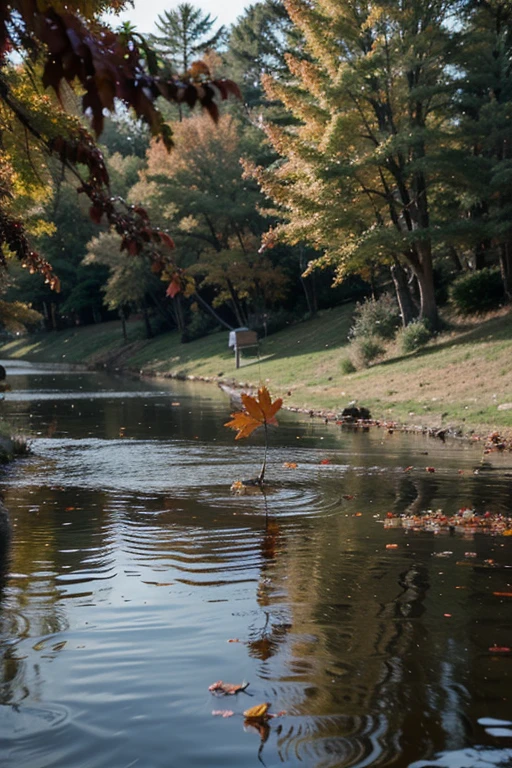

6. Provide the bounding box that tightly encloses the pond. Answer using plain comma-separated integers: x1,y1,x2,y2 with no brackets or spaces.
0,360,511,768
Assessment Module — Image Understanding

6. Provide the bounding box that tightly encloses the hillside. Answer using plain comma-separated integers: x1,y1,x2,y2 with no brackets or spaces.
0,305,511,436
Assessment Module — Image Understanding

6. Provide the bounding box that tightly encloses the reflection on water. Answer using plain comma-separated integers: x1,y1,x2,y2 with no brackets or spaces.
0,360,511,768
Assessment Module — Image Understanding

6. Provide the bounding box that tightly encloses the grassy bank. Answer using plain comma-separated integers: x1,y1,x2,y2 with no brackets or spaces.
1,305,511,436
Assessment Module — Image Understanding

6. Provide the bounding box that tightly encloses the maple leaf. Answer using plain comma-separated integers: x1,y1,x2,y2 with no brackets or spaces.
224,386,282,441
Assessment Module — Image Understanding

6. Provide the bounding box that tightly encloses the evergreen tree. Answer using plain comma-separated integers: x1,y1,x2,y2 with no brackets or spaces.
251,0,465,327
151,3,226,73
456,0,512,296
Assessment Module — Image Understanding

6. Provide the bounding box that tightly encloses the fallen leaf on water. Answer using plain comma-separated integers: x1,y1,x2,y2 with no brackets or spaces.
354,512,362,517
404,466,414,472
319,459,331,465
227,638,240,643
343,494,354,500
503,530,512,536
212,710,235,718
244,702,271,720
457,470,465,475
386,544,398,549
283,462,298,469
489,646,511,653
65,507,75,512
171,402,181,406
209,680,249,695
426,467,436,473
444,613,452,617
493,592,512,598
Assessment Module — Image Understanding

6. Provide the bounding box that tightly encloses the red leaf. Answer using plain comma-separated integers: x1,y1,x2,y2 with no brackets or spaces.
166,277,181,298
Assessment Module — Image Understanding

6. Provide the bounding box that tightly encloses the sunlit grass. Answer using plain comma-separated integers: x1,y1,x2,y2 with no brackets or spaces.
1,304,511,435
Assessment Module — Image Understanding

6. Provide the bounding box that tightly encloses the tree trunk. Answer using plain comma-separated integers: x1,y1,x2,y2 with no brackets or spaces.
120,312,127,341
142,304,153,339
391,262,418,326
500,242,512,299
449,246,463,272
415,263,439,328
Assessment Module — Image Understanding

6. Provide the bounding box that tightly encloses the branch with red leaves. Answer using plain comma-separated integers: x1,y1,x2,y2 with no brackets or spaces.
0,1,241,287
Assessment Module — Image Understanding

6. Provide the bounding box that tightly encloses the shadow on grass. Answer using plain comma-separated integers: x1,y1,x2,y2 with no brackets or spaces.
376,310,512,370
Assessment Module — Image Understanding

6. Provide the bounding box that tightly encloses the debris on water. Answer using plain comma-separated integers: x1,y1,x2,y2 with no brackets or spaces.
209,680,250,695
383,509,512,535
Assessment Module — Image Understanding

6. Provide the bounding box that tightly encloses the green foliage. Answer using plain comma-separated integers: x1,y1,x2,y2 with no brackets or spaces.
449,268,505,315
151,3,226,72
340,357,356,374
349,295,400,342
183,308,220,342
348,336,384,369
398,320,433,354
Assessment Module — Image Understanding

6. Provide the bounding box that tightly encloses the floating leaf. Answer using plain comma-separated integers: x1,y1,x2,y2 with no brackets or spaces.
283,462,298,469
244,702,271,720
489,646,511,653
494,592,512,598
209,680,249,695
386,543,399,549
212,710,234,718
426,467,436,473
319,459,331,465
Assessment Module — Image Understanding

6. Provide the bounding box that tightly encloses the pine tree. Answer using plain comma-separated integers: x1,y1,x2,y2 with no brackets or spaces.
456,0,512,296
251,0,464,327
151,3,226,73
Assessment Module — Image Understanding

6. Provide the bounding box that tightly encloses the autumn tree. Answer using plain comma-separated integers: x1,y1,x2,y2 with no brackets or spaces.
130,113,288,329
250,0,468,328
0,0,240,295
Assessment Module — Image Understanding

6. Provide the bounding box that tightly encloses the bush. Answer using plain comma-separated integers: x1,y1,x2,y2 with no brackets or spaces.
349,294,400,341
182,309,221,342
349,336,384,369
340,357,356,374
449,267,504,314
398,319,433,354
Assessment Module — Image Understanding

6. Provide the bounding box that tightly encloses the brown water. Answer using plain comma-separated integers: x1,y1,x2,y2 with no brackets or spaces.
0,360,511,768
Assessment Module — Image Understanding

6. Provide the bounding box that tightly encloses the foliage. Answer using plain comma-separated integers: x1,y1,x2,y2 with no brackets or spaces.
348,295,400,342
131,113,288,327
397,320,433,354
0,0,240,289
249,0,473,328
340,357,356,375
449,267,505,315
151,3,226,73
84,231,161,312
182,307,221,342
0,300,42,334
348,336,384,370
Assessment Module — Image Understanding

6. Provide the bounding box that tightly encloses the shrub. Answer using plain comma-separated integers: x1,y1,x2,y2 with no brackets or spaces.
349,294,400,341
398,319,433,354
449,267,504,314
182,309,221,342
340,357,356,374
349,336,384,369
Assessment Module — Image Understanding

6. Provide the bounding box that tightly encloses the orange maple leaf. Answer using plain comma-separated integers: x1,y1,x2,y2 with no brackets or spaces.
224,386,282,440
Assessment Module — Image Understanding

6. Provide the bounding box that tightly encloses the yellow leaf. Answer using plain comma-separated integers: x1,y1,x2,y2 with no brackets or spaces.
243,702,270,719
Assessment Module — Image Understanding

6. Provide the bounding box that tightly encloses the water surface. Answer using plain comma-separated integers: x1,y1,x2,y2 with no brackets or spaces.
0,360,511,768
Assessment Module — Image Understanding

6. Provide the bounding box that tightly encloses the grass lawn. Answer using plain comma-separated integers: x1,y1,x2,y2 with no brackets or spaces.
1,304,511,436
